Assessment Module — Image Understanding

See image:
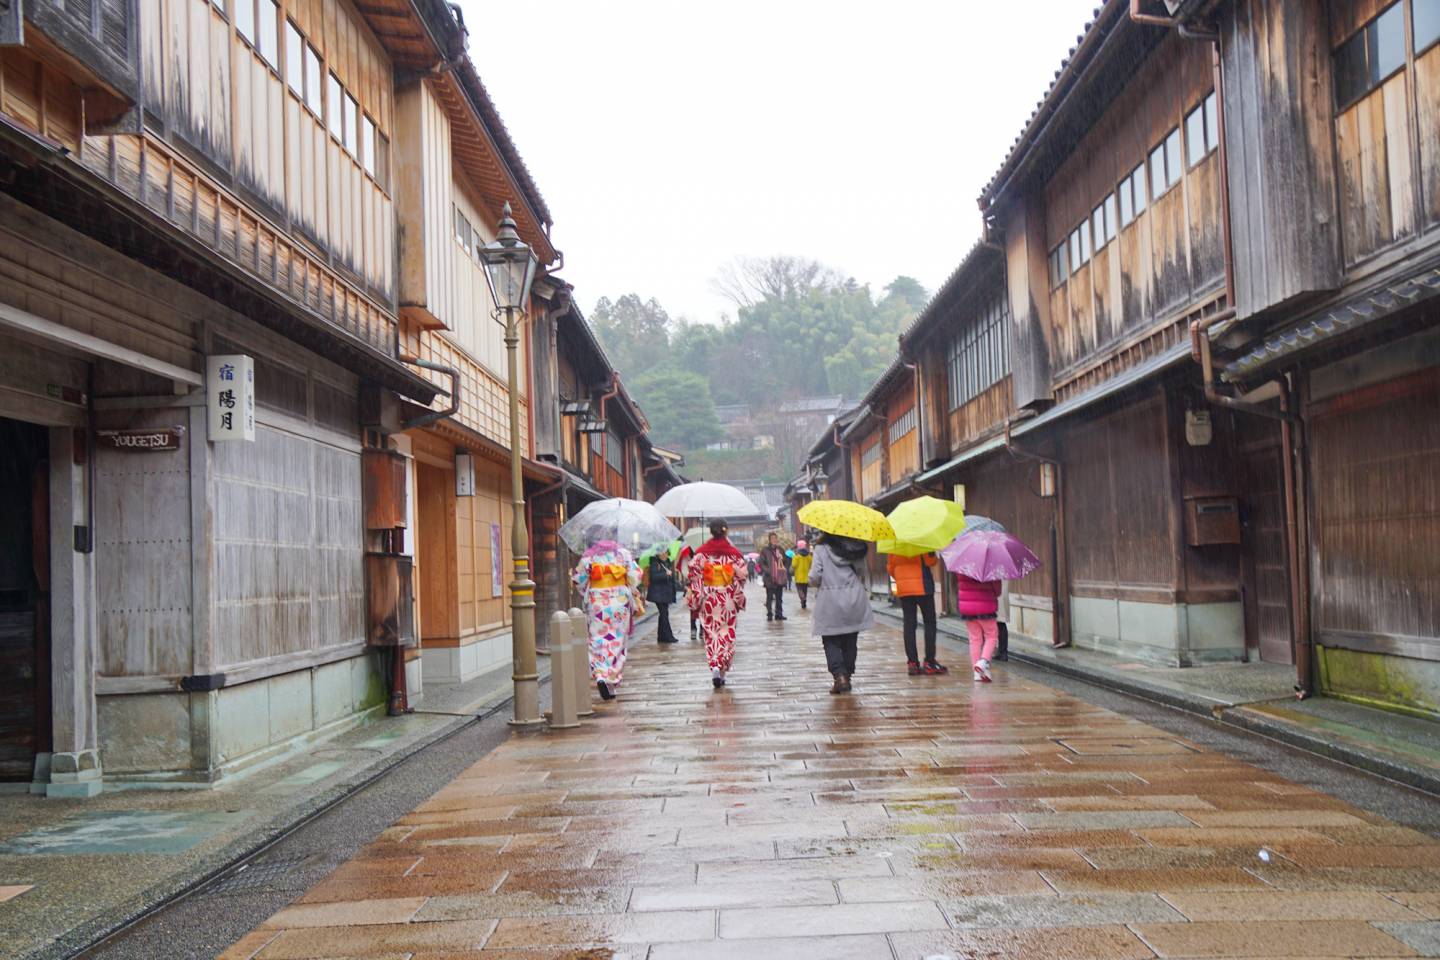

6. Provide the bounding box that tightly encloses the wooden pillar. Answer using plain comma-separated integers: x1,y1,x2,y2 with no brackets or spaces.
47,425,102,797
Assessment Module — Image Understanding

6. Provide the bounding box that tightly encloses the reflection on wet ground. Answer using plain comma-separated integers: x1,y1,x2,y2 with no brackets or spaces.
223,588,1440,959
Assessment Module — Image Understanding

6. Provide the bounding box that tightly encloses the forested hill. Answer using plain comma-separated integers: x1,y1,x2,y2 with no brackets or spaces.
588,256,927,483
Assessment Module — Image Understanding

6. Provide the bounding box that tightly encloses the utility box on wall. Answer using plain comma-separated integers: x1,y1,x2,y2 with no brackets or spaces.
365,553,415,646
362,448,408,530
1184,496,1241,546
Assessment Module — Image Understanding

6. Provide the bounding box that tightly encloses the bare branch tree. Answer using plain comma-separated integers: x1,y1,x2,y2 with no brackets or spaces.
710,255,843,308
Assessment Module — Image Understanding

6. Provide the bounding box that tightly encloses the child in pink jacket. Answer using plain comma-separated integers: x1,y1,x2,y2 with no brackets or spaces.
955,573,1002,682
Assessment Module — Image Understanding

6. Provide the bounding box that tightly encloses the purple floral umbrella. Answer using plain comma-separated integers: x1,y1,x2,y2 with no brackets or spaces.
940,530,1041,581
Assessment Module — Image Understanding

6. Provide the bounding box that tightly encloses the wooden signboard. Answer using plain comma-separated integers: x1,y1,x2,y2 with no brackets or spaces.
97,428,183,452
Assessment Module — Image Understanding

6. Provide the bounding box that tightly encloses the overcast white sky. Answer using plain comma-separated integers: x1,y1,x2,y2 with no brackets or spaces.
457,1,1090,325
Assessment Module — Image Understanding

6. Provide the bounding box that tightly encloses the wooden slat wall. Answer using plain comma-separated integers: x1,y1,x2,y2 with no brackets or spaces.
398,319,530,454
138,0,394,299
449,179,508,376
948,377,1013,450
96,408,194,678
1040,35,1221,383
1310,372,1440,650
963,453,1055,599
0,46,84,152
857,432,883,501
1418,44,1440,229
1336,74,1417,265
1222,0,1343,321
1061,392,1177,600
212,411,364,671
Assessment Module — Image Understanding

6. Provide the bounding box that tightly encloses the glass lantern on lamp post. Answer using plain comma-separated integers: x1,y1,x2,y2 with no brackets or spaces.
478,202,542,726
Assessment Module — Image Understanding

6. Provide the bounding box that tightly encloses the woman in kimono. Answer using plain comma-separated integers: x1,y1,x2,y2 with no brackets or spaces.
572,539,643,701
687,520,748,689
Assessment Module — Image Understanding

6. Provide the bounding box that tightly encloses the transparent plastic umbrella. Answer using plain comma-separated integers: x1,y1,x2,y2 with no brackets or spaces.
653,481,758,518
558,498,681,553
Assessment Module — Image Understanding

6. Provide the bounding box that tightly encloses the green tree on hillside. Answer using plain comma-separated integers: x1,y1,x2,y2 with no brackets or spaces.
630,366,724,449
590,294,672,374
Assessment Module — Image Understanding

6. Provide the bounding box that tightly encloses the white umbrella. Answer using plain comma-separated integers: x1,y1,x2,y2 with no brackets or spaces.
653,481,757,518
558,498,681,552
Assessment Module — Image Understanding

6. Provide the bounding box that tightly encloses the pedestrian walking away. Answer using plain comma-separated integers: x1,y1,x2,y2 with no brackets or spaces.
572,539,643,700
758,532,789,622
677,541,700,640
808,532,875,694
791,539,812,609
645,547,679,644
888,550,946,676
687,519,748,688
956,572,1002,683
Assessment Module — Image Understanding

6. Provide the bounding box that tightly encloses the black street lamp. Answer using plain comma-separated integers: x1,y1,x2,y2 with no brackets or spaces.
479,203,541,727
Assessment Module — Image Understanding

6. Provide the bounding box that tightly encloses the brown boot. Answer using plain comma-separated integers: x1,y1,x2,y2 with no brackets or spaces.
840,674,852,693
830,673,845,695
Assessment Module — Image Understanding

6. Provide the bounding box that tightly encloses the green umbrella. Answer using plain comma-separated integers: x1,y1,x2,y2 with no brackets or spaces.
638,539,682,568
878,496,967,556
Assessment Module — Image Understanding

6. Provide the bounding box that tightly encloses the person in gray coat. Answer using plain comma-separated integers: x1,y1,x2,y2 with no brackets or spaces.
808,533,876,694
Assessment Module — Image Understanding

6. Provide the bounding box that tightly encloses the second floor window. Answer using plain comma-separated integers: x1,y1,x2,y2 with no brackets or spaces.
947,292,1011,410
1185,91,1219,167
1150,127,1183,197
605,429,626,472
1092,194,1117,250
1048,242,1069,288
1069,221,1091,271
861,439,882,469
1118,162,1148,227
888,406,916,444
1334,2,1405,109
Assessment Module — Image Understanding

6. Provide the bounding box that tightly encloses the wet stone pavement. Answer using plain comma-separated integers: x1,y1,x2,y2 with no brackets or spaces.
221,588,1440,959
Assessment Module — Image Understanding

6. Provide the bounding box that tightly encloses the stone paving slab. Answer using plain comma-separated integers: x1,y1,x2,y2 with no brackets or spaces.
0,658,538,960
218,587,1440,958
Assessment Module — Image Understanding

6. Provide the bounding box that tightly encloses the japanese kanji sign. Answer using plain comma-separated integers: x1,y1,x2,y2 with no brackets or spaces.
206,354,255,442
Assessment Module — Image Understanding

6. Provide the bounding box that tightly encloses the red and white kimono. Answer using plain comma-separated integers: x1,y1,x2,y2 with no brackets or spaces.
687,538,748,674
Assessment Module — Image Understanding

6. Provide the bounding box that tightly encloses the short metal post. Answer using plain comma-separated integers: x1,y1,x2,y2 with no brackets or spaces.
546,610,579,729
569,606,594,717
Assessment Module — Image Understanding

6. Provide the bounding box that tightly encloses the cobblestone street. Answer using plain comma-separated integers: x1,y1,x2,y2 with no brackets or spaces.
220,591,1440,959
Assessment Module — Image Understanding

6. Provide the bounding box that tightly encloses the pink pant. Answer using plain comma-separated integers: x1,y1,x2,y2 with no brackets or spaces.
967,618,999,664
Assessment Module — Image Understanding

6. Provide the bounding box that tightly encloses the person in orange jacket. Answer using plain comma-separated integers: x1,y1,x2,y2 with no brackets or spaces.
886,552,947,676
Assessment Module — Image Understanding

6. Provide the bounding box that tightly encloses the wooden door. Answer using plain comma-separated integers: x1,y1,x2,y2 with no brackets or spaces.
1238,425,1294,665
0,418,48,780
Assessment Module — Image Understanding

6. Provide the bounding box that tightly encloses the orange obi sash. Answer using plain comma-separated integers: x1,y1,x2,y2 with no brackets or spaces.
702,564,736,587
589,563,629,589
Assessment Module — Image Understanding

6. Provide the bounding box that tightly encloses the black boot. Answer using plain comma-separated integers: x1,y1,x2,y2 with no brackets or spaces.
597,680,615,701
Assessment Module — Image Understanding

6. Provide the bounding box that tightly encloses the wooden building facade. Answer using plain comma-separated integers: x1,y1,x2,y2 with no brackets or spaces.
816,0,1440,718
0,0,457,791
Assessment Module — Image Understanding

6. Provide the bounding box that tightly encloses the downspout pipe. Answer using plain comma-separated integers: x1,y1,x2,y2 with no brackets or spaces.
398,356,460,431
1005,416,1069,650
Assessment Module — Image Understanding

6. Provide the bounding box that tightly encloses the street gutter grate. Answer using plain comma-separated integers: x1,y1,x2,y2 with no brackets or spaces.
201,856,310,896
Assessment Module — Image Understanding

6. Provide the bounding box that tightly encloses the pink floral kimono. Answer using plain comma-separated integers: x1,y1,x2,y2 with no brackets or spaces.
573,541,642,686
687,538,748,677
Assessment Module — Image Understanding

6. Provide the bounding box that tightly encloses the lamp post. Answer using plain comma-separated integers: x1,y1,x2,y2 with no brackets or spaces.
479,203,541,727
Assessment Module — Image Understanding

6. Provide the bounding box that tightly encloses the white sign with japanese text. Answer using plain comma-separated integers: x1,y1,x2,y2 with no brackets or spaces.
207,354,255,442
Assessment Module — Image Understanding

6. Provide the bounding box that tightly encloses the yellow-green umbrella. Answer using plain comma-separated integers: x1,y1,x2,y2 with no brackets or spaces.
797,499,895,542
878,496,967,556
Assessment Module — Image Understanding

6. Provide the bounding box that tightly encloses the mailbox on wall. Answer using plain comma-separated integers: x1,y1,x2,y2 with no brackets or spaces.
1184,496,1241,546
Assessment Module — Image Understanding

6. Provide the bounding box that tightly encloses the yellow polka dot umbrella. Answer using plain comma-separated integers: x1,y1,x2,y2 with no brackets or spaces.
797,499,896,542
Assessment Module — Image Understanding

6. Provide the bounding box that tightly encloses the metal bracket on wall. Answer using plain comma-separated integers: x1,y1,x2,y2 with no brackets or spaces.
180,673,227,692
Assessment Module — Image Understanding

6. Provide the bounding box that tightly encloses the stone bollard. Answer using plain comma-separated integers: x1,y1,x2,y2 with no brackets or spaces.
569,607,595,717
546,610,579,730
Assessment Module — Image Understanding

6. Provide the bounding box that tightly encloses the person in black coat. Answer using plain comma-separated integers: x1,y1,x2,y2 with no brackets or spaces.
646,550,679,644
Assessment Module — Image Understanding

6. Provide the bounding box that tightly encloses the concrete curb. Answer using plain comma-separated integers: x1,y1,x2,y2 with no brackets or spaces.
872,605,1440,799
36,684,536,960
